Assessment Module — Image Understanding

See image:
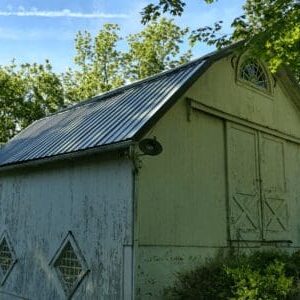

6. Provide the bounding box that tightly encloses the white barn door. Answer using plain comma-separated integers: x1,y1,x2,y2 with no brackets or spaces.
259,134,288,241
227,122,288,242
227,123,262,241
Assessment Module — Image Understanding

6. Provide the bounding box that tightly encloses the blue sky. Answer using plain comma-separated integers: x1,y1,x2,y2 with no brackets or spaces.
0,0,245,72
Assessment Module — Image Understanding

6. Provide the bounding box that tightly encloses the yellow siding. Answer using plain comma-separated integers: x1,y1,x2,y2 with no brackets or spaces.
136,56,300,299
138,104,227,246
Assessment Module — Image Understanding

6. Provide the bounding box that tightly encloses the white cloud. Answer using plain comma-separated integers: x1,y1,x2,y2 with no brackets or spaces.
0,8,128,19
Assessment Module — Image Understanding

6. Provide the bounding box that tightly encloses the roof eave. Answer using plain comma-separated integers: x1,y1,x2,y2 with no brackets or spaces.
0,140,133,172
276,67,300,109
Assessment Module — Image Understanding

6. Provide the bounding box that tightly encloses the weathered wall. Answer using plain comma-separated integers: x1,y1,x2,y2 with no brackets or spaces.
0,153,133,300
136,104,227,299
136,56,300,298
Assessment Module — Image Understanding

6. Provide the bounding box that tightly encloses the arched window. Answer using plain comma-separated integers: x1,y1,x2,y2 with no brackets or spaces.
238,59,270,91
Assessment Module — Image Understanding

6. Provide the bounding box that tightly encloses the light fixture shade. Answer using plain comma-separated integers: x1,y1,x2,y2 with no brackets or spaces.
139,138,163,156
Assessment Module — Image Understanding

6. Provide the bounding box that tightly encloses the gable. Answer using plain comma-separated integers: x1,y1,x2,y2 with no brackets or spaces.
186,55,300,139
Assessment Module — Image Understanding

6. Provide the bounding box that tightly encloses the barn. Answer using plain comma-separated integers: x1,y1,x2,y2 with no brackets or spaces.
0,46,299,299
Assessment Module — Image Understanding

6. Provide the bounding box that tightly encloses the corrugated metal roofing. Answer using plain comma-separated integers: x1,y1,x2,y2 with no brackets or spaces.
0,55,210,167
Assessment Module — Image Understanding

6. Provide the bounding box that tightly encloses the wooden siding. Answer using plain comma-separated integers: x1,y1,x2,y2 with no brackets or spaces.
0,154,133,300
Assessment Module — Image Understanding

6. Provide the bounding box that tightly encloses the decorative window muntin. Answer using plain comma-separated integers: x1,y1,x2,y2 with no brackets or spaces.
238,58,271,92
55,241,83,292
0,238,13,273
50,232,89,299
0,231,17,285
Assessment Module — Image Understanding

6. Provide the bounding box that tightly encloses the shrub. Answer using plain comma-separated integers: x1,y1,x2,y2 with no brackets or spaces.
164,250,300,300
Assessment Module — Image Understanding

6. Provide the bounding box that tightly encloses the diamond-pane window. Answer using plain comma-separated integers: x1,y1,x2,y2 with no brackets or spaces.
50,232,89,298
55,242,82,292
0,238,13,273
239,59,269,91
0,231,17,285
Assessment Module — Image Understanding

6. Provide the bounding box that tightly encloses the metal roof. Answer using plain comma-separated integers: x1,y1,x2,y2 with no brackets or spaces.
0,54,213,167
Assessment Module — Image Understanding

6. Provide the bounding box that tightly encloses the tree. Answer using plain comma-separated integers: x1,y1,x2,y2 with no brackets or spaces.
19,61,64,127
125,18,192,81
0,62,26,143
0,60,64,143
231,0,300,77
141,0,300,79
63,18,193,102
141,0,214,24
0,19,194,143
63,24,125,103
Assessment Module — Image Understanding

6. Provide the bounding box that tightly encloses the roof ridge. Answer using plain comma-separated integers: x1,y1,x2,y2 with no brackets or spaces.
23,44,238,123
35,55,208,122
16,43,242,131
58,44,239,114
60,55,208,112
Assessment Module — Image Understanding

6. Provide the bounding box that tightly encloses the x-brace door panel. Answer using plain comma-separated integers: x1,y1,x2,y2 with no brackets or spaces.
259,133,288,240
227,121,289,242
227,123,262,241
